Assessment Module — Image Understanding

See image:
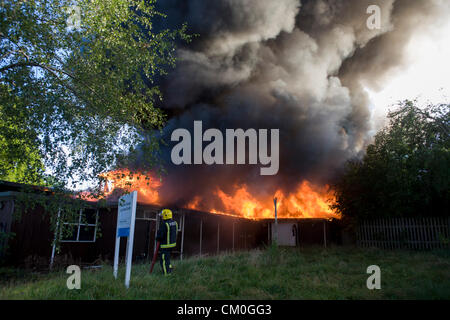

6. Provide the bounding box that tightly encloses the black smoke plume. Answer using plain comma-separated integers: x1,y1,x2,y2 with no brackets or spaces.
134,0,450,211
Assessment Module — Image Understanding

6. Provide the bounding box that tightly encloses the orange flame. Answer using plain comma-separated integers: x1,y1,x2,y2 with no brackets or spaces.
100,169,162,205
188,181,338,220
99,169,339,220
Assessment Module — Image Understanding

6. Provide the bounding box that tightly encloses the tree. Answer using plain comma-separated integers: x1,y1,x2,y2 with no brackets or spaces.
0,0,192,254
0,0,191,191
332,100,449,221
0,84,44,184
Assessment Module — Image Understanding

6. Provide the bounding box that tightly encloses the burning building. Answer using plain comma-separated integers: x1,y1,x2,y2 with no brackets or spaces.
114,0,449,222
100,169,337,220
0,179,339,267
2,0,449,266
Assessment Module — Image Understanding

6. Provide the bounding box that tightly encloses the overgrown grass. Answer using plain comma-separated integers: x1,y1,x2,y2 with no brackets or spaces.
1,246,449,299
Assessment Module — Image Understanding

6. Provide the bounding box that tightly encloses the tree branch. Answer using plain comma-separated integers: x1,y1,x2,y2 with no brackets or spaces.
0,59,101,102
0,61,40,73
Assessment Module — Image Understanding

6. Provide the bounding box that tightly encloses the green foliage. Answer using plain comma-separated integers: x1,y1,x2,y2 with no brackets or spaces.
0,84,45,184
0,0,192,189
1,0,192,248
332,100,450,220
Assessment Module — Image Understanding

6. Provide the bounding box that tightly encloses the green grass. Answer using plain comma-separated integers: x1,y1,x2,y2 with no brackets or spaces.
1,246,449,299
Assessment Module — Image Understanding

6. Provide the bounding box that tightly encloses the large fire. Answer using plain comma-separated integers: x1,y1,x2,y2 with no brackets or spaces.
99,169,339,220
100,169,162,204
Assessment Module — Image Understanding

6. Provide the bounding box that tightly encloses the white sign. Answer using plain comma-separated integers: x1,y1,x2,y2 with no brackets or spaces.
117,193,134,237
113,191,137,289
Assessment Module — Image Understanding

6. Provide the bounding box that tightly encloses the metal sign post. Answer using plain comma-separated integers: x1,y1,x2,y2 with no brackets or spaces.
113,191,137,289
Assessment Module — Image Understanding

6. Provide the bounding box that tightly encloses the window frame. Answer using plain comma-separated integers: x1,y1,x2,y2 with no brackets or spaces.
60,208,99,243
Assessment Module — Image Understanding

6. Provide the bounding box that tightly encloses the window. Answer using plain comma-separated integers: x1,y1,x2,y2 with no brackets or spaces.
60,208,98,243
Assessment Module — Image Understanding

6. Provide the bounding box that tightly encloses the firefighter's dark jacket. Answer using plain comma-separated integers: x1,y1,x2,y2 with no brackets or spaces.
156,219,178,249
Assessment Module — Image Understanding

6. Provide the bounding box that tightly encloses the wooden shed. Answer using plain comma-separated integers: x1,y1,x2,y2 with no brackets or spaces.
0,180,342,268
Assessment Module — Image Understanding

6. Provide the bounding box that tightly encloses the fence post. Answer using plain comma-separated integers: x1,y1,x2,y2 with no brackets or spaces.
357,221,361,247
430,217,436,249
50,208,61,270
376,218,380,248
388,218,393,250
180,212,185,260
420,217,426,250
437,217,443,249
448,217,450,249
199,219,203,256
217,221,220,254
273,198,278,246
361,220,365,247
232,222,235,252
425,217,430,250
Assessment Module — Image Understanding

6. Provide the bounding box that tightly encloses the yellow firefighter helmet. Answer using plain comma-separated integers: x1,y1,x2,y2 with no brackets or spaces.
161,209,173,220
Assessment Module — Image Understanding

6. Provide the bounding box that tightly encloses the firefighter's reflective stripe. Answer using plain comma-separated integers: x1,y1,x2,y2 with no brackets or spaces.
162,252,167,275
160,221,177,248
166,222,170,245
158,220,176,275
160,243,176,248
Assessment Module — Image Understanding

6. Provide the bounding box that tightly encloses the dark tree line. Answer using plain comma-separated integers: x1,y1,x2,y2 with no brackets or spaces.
332,100,449,221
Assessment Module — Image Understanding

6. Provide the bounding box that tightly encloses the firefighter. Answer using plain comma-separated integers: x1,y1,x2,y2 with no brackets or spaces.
156,209,178,275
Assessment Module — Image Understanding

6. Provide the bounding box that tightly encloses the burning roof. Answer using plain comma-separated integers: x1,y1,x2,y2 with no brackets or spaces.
99,169,338,220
